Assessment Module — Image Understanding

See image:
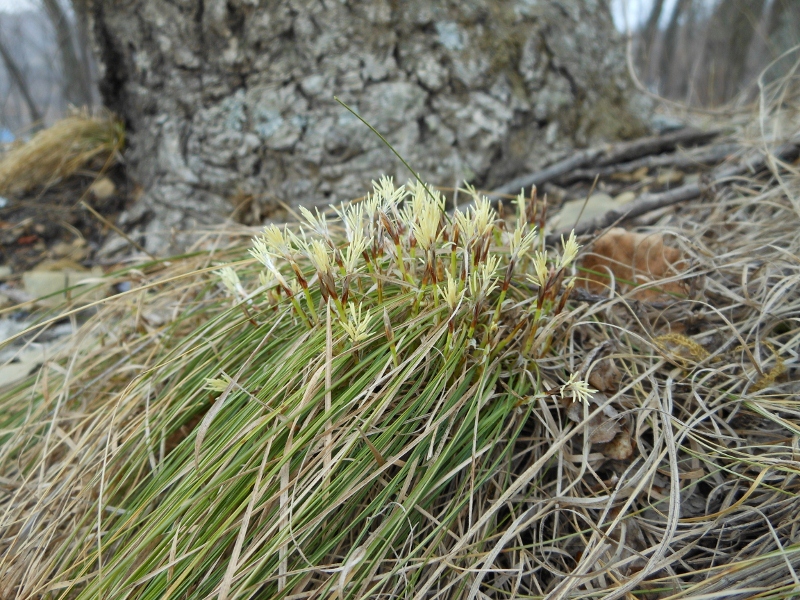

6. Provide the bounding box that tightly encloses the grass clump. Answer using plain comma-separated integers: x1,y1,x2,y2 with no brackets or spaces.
2,107,799,596
0,113,124,195
0,179,589,598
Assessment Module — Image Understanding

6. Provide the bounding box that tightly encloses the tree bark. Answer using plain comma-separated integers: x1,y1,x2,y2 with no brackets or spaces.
85,0,649,253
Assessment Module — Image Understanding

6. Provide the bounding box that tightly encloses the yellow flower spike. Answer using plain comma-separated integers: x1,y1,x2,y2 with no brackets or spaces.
454,208,478,247
469,255,500,299
341,302,372,343
342,229,371,274
217,266,244,298
204,374,232,393
509,226,538,261
527,251,549,287
261,224,293,258
473,195,496,237
438,271,464,312
560,373,597,405
412,202,441,252
305,239,333,276
258,271,273,291
298,205,330,239
514,189,526,228
249,239,290,290
559,230,581,269
368,176,406,222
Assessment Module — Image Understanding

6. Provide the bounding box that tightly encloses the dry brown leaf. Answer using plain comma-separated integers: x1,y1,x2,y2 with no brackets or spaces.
580,227,688,300
655,169,684,185
611,166,650,182
587,358,621,393
89,176,117,201
566,393,621,444
606,507,647,575
599,430,635,460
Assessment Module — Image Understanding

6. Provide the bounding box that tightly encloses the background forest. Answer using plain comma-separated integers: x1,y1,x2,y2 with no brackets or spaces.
2,0,799,136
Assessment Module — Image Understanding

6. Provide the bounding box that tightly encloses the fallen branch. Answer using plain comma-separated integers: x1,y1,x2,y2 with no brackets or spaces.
492,128,721,196
546,137,800,243
558,142,740,184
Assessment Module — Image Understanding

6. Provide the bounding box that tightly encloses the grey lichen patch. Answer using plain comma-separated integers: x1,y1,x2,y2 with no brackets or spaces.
93,0,648,252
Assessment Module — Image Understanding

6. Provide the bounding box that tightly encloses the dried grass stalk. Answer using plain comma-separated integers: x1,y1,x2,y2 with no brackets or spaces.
0,113,124,195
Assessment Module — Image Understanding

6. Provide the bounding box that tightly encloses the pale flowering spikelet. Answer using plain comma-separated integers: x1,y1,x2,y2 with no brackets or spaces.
341,301,372,343
262,224,293,259
559,230,581,269
438,271,464,312
508,225,537,261
204,373,232,393
527,251,549,287
304,239,333,277
514,189,527,227
258,271,273,291
454,208,478,247
342,228,371,273
469,254,500,299
407,179,428,218
334,202,365,244
250,237,290,289
368,175,405,219
560,372,597,405
218,266,246,299
411,201,441,251
472,195,496,237
362,191,380,223
299,205,330,239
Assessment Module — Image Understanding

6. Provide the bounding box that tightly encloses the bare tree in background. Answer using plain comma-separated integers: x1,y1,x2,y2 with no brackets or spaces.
0,0,95,133
699,0,767,105
0,33,43,126
641,0,665,81
41,0,93,109
635,0,800,107
657,0,691,98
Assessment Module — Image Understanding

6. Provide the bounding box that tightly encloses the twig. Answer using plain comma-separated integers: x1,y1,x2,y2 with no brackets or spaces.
80,199,157,261
546,137,800,243
491,128,721,197
558,141,741,184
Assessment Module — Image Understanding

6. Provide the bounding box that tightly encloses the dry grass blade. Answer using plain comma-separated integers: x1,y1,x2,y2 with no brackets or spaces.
0,113,124,195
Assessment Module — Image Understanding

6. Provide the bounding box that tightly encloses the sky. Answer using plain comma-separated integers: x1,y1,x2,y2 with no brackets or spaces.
0,0,37,12
610,0,679,31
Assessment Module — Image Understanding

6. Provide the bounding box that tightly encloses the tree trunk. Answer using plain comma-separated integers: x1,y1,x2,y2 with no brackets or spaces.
42,0,93,109
763,0,800,83
84,0,649,253
0,34,43,126
641,0,665,80
699,0,767,105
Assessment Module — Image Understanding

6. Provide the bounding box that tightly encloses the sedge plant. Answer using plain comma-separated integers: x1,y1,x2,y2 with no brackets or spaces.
0,177,592,599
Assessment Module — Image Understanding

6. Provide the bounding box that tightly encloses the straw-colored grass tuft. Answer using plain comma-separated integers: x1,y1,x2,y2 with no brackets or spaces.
0,113,124,195
1,79,799,598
